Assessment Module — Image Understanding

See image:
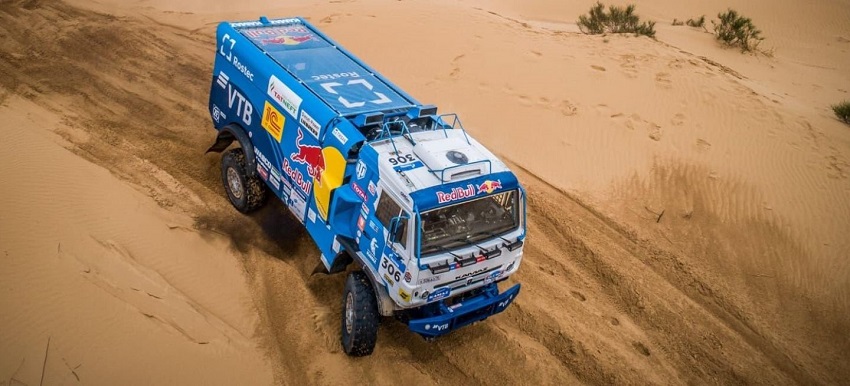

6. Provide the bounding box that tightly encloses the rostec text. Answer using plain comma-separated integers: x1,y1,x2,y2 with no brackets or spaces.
231,56,254,81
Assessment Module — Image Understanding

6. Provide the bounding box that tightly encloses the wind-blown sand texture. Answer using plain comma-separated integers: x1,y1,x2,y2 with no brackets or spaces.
1,0,848,384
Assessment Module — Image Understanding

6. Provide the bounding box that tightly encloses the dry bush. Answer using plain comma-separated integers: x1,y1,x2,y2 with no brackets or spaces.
578,2,656,38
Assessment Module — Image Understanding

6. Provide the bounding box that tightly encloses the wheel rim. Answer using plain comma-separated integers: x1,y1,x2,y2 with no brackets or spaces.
226,167,243,200
345,292,354,335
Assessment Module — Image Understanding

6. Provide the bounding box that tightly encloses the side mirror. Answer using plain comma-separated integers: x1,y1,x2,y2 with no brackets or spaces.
388,215,408,245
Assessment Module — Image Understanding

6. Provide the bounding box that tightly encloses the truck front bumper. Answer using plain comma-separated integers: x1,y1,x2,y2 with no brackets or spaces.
408,283,521,338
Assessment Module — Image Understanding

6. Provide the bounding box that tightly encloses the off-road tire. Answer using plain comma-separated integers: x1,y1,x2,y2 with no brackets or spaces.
221,148,267,213
341,271,380,356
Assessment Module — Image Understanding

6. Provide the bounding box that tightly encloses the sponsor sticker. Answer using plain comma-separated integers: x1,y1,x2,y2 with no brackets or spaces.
219,71,253,126
436,184,476,204
254,147,272,170
484,270,503,285
404,271,412,283
355,161,367,180
367,181,377,196
383,273,395,287
261,101,285,142
270,167,282,184
331,127,348,145
256,164,269,181
231,19,300,28
248,25,314,45
216,71,230,89
477,179,503,194
269,173,281,190
283,158,312,196
366,238,378,263
427,287,451,302
299,110,321,139
267,75,302,117
288,188,308,222
398,288,411,302
289,128,326,185
212,105,226,123
351,182,367,201
418,275,441,285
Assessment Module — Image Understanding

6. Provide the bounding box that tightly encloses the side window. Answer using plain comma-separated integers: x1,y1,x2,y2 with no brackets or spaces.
395,216,409,249
375,193,408,249
375,193,401,227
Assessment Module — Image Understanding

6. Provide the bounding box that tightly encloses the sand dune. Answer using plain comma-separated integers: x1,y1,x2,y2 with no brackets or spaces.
1,0,848,384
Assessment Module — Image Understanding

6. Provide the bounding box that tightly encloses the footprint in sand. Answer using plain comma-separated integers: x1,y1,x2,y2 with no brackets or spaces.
570,290,587,302
591,65,606,72
612,113,662,140
655,72,672,89
619,55,639,78
826,154,848,179
667,58,685,69
633,342,651,356
695,138,711,153
671,113,685,126
449,54,464,79
648,124,662,141
560,100,578,116
318,13,349,25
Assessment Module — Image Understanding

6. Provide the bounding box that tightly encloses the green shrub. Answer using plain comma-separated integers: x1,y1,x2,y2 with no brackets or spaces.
686,15,705,28
578,2,656,38
713,9,763,52
833,101,850,124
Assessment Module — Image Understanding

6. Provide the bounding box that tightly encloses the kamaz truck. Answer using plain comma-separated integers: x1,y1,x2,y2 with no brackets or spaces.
206,16,526,356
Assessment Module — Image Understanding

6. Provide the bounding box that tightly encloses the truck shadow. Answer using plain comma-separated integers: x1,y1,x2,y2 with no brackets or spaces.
194,197,306,261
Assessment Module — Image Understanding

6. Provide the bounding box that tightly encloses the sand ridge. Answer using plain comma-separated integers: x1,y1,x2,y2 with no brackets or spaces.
1,0,848,384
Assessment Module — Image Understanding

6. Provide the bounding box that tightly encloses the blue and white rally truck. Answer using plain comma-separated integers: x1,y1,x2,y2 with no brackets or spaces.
206,16,526,356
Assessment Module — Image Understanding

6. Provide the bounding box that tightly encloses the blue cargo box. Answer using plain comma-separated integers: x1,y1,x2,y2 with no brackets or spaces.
225,17,417,118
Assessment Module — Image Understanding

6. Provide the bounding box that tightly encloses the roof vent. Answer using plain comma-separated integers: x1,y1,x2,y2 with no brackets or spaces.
445,150,469,165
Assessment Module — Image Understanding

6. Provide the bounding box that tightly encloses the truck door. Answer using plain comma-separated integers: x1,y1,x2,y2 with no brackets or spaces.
371,190,411,292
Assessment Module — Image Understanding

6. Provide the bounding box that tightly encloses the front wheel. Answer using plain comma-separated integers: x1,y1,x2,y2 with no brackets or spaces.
220,148,267,213
341,271,379,356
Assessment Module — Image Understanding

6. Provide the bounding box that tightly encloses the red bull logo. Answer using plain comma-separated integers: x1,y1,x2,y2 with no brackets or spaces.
436,185,476,204
290,128,326,185
477,180,502,194
261,34,312,46
282,158,312,195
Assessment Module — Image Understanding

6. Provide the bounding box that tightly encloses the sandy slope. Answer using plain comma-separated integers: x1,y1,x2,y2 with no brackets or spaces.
0,97,272,384
1,0,848,384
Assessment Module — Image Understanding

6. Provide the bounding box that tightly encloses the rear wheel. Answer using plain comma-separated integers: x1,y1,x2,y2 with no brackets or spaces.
221,148,267,213
341,271,379,356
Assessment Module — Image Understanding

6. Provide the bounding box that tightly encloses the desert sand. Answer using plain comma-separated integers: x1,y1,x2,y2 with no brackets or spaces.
1,0,848,384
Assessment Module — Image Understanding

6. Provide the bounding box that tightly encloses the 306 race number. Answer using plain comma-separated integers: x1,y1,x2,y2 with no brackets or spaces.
381,257,402,283
388,154,415,166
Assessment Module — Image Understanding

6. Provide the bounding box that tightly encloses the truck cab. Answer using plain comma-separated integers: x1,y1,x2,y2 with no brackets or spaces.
206,16,525,356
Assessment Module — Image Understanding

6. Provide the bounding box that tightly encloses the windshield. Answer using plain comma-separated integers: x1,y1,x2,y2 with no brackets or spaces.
420,190,519,255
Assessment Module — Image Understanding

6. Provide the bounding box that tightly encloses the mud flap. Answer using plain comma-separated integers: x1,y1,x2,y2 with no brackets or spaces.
205,132,235,153
206,125,258,178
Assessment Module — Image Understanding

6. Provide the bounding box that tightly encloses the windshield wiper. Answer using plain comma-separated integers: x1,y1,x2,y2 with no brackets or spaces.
424,244,461,259
439,235,490,266
461,229,511,259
